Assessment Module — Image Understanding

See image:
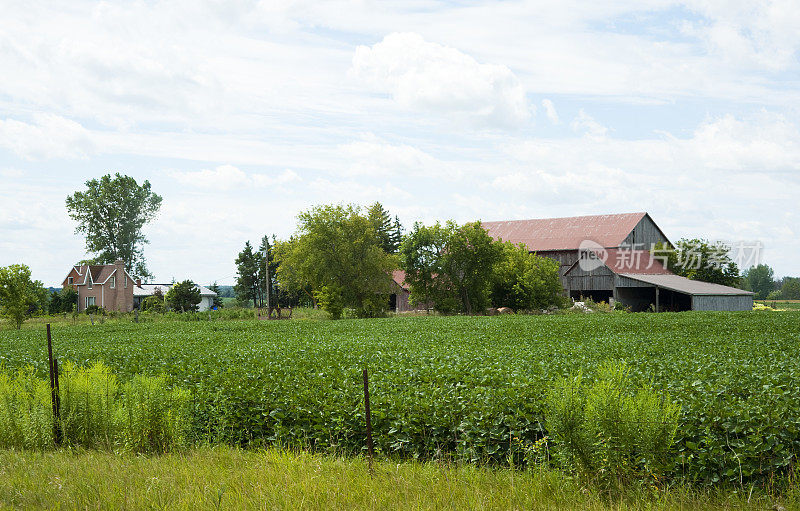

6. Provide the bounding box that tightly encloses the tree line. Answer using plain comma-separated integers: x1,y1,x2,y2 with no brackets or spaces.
233,202,565,319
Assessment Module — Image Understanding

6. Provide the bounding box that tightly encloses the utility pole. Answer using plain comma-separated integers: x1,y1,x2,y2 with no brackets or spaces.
264,247,270,311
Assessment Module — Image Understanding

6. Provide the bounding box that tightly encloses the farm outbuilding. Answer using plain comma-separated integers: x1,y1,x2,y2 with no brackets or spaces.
390,270,429,313
482,212,753,312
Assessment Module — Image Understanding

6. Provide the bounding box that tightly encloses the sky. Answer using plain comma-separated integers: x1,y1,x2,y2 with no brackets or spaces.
1,0,798,286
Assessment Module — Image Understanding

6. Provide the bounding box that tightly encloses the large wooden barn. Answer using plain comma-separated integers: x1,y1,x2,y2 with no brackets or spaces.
482,212,753,312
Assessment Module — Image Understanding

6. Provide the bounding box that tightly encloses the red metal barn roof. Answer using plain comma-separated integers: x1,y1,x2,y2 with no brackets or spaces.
392,270,409,291
482,212,647,252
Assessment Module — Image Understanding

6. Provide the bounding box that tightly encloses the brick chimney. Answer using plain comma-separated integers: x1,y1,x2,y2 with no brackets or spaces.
114,259,126,311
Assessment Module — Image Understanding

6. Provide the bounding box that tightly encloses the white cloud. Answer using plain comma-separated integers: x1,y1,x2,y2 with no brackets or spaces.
0,114,95,160
172,165,249,190
252,169,301,187
684,0,800,71
570,110,609,139
689,112,800,171
541,99,560,124
338,134,457,179
352,33,531,128
172,165,303,191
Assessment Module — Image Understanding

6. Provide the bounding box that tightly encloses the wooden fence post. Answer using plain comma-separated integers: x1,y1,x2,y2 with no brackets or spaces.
363,368,375,473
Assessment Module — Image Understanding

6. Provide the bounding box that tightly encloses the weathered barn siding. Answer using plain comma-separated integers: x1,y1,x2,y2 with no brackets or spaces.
394,289,413,312
692,295,753,311
565,264,614,291
623,214,671,249
615,275,654,288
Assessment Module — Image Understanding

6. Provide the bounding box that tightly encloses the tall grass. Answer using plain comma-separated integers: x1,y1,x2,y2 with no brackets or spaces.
0,447,795,510
546,361,681,494
117,373,190,453
59,361,117,448
0,362,189,452
0,368,52,449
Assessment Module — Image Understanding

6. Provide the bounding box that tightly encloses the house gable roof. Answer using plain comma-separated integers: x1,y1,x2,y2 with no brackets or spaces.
482,212,648,252
64,263,137,287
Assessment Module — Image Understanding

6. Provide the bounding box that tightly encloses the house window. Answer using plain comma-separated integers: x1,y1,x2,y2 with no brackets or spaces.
88,277,93,290
124,277,127,288
110,276,116,289
68,277,73,285
86,297,96,308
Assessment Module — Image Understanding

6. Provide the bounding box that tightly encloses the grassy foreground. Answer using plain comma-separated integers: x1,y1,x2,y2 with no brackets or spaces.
0,447,793,511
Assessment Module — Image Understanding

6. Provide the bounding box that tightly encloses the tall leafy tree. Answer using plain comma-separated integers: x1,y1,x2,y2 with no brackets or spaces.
743,264,775,300
400,221,502,314
0,264,48,329
398,221,452,311
781,277,800,300
65,173,162,279
274,204,396,319
492,242,566,310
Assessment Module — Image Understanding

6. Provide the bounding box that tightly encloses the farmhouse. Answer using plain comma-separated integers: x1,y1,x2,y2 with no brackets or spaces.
133,283,218,311
482,212,753,312
62,259,136,312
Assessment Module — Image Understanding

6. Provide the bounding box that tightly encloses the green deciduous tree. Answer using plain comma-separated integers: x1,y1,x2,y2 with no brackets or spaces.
654,239,741,288
743,264,775,300
65,173,162,280
141,288,166,313
400,221,503,314
398,221,452,311
781,277,800,300
165,280,201,313
0,264,48,329
492,242,566,310
49,287,79,314
274,204,397,319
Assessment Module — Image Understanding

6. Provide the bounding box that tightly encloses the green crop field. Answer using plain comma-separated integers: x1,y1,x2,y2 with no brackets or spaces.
1,312,799,488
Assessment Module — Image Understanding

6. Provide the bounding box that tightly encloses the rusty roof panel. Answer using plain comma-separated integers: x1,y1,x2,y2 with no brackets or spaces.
392,270,409,290
482,212,647,252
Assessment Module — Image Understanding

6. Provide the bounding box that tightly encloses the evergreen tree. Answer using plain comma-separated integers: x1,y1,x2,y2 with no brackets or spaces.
209,282,223,309
367,202,403,254
165,280,201,312
234,241,261,307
